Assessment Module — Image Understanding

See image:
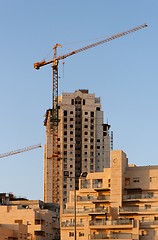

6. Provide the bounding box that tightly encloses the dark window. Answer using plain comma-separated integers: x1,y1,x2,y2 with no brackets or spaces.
85,112,88,115
70,131,73,134
83,99,85,105
70,118,73,121
71,99,74,105
96,107,100,111
70,111,73,114
64,110,67,116
91,111,94,117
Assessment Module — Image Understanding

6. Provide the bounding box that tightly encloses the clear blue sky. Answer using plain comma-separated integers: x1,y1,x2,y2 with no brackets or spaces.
0,1,157,200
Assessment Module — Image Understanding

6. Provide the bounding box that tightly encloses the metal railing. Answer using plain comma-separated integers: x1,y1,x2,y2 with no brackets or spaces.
90,233,137,239
123,193,156,200
120,206,158,212
89,219,133,226
61,221,84,227
64,207,108,214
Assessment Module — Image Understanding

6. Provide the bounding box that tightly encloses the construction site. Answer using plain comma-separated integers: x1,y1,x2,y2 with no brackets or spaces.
1,21,158,240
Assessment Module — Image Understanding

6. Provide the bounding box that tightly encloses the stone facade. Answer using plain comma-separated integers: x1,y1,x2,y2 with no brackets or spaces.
0,195,59,240
44,89,111,209
61,150,158,240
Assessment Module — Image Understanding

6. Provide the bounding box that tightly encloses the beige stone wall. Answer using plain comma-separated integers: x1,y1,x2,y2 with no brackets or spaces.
61,150,158,240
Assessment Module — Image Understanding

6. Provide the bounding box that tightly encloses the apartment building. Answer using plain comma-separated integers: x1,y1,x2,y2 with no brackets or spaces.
0,194,60,240
44,89,111,208
0,223,27,240
61,150,158,240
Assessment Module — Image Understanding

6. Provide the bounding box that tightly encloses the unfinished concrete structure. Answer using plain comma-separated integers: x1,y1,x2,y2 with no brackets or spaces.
44,89,111,209
61,150,158,240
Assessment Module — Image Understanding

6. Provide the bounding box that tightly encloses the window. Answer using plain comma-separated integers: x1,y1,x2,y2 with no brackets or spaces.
64,110,67,116
97,146,100,149
79,232,84,237
70,131,73,134
85,132,88,135
150,177,157,182
96,107,100,111
69,232,74,237
85,118,88,122
125,178,130,187
84,125,88,128
85,112,88,115
70,138,73,141
70,111,73,114
70,124,73,128
84,138,88,142
91,111,94,117
83,99,85,105
133,177,139,183
97,139,100,142
85,145,88,148
70,118,73,121
145,204,151,210
71,99,74,105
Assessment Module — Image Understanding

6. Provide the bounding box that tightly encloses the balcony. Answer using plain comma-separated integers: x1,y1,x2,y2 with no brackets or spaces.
89,219,133,229
123,193,157,201
63,207,108,214
92,195,110,203
61,221,84,227
120,206,158,214
77,195,97,202
140,220,158,227
90,233,138,239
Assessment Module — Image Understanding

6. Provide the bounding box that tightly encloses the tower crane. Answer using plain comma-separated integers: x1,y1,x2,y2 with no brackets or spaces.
34,23,147,203
0,144,41,159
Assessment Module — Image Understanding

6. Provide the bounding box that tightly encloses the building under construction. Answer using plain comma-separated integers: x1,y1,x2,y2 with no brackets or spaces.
44,89,111,209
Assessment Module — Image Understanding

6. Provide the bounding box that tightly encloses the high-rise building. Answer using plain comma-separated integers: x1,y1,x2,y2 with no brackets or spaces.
44,89,111,208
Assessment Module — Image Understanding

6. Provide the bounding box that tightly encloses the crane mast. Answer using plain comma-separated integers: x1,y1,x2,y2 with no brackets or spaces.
34,23,147,203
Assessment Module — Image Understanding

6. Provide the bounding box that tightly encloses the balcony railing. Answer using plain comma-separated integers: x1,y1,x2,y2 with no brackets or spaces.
63,207,108,214
77,196,97,202
123,193,157,200
120,206,158,213
89,219,133,226
61,221,84,227
90,233,137,239
140,220,158,226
